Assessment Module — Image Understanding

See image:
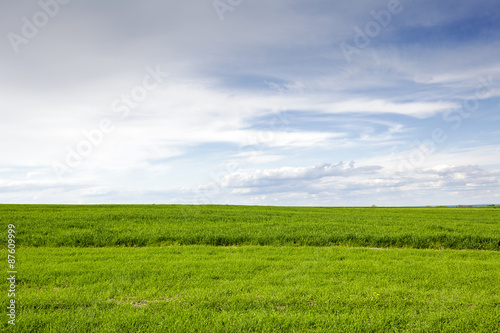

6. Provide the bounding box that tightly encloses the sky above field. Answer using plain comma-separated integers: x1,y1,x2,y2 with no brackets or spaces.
1,0,500,206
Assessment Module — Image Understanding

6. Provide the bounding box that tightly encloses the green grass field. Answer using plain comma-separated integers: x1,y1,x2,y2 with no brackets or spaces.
6,205,500,249
2,205,500,332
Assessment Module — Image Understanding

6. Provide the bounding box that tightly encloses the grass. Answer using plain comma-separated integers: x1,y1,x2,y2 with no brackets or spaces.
1,205,499,332
6,246,500,332
2,205,499,250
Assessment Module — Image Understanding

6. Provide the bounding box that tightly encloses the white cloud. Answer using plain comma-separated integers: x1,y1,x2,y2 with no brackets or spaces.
191,162,500,205
1,0,499,205
219,162,381,189
320,100,457,118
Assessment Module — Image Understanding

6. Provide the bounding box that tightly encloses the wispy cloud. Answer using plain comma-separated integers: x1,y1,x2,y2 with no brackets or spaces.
1,0,499,205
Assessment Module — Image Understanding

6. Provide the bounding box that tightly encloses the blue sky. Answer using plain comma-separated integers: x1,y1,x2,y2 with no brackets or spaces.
1,0,499,205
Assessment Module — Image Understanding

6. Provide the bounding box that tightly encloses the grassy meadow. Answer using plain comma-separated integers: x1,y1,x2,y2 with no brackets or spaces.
6,205,500,249
1,205,500,332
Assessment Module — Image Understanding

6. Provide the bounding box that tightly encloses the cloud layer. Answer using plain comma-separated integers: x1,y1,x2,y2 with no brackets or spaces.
1,0,499,205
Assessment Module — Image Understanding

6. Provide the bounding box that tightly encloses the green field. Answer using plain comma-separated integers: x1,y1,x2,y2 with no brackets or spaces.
2,205,500,332
6,205,500,249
